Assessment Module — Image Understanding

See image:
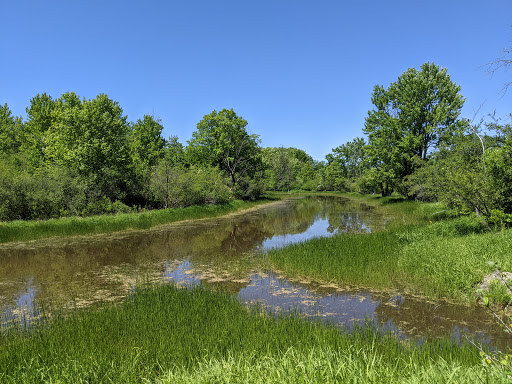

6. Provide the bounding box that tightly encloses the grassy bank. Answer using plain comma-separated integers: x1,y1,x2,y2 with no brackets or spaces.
1,284,503,383
0,198,276,244
265,194,512,302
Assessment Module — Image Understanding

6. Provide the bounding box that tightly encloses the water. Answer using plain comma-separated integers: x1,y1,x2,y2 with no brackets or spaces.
0,196,508,349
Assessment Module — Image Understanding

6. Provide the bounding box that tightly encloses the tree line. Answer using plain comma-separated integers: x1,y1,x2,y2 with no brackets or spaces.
324,62,512,227
0,95,268,221
1,61,510,225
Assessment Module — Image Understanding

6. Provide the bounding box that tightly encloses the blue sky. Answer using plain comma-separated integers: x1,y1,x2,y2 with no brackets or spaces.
1,1,511,161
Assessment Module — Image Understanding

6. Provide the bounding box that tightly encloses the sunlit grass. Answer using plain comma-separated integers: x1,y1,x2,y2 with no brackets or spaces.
265,194,511,302
264,230,400,288
0,198,276,244
0,284,493,383
155,349,505,384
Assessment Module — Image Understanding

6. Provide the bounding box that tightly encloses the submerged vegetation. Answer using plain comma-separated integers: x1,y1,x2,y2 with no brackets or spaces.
1,284,504,384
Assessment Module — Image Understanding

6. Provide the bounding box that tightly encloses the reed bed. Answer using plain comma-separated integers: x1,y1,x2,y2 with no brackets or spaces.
0,284,494,383
0,199,273,244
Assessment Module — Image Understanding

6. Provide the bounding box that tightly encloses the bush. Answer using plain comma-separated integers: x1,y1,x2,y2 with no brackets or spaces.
0,158,88,220
150,164,233,208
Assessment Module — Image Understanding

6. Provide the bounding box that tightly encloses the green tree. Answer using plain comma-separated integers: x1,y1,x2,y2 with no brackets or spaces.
23,92,56,166
364,62,466,196
187,109,263,198
45,93,132,202
324,137,366,191
129,115,165,171
0,103,24,154
150,136,186,208
262,147,294,191
129,115,165,204
261,147,318,191
484,120,512,215
406,123,512,224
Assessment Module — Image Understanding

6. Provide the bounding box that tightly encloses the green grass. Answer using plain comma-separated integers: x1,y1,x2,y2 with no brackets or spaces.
155,350,504,384
265,194,512,302
397,225,512,300
1,284,500,383
265,229,401,288
0,198,276,244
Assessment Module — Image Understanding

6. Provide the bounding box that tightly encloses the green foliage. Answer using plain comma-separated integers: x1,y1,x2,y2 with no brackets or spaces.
164,135,186,167
0,156,88,220
483,279,512,307
127,115,166,205
187,109,264,198
320,161,348,191
0,103,24,154
262,147,321,191
45,93,132,199
407,123,512,226
23,92,56,166
129,115,165,177
0,93,272,220
0,284,490,383
327,137,366,179
407,134,498,215
364,62,466,196
485,137,512,214
150,165,233,208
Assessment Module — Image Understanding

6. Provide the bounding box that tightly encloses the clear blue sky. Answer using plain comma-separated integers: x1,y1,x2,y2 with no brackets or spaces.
1,0,511,161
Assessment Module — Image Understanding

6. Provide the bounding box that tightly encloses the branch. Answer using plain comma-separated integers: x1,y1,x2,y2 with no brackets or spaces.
485,47,512,93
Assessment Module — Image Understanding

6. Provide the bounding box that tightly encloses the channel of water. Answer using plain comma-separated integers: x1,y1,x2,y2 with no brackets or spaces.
0,196,509,349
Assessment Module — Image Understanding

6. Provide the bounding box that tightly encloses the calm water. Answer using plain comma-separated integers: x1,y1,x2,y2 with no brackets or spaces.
0,196,509,349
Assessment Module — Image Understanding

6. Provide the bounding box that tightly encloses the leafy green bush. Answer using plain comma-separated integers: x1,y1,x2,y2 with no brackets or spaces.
150,164,233,208
0,158,88,220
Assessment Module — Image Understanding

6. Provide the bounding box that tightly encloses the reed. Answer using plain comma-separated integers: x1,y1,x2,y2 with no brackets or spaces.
0,284,492,383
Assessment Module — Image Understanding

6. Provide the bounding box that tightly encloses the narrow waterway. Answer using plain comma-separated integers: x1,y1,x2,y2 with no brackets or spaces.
0,196,508,349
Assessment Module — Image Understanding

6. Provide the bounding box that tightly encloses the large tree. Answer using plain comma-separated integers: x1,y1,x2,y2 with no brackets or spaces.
363,62,466,196
23,92,56,166
187,109,263,197
45,93,132,201
327,137,366,179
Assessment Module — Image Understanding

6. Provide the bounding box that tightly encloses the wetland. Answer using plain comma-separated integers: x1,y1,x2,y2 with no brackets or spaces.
1,195,508,350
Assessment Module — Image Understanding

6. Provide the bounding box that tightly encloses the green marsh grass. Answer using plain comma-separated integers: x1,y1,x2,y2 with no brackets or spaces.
265,194,512,302
0,284,497,383
0,198,275,244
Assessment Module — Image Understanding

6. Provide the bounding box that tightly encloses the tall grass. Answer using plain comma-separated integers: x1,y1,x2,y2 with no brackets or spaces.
156,349,504,384
265,194,510,302
0,284,495,383
265,230,401,288
397,226,512,300
0,199,274,244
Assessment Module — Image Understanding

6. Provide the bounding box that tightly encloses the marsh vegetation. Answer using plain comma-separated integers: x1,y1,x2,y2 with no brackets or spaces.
1,59,511,382
1,194,512,382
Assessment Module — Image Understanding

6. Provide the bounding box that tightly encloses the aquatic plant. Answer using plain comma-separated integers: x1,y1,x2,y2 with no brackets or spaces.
0,284,492,383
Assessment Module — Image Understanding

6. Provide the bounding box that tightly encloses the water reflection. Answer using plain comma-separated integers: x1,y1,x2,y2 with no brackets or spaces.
0,196,508,350
162,259,509,349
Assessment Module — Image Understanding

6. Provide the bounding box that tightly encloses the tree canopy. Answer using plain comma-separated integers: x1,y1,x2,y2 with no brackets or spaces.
187,109,263,198
363,62,466,195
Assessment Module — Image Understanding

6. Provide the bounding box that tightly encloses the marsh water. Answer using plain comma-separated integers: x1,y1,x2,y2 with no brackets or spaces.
0,196,509,349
